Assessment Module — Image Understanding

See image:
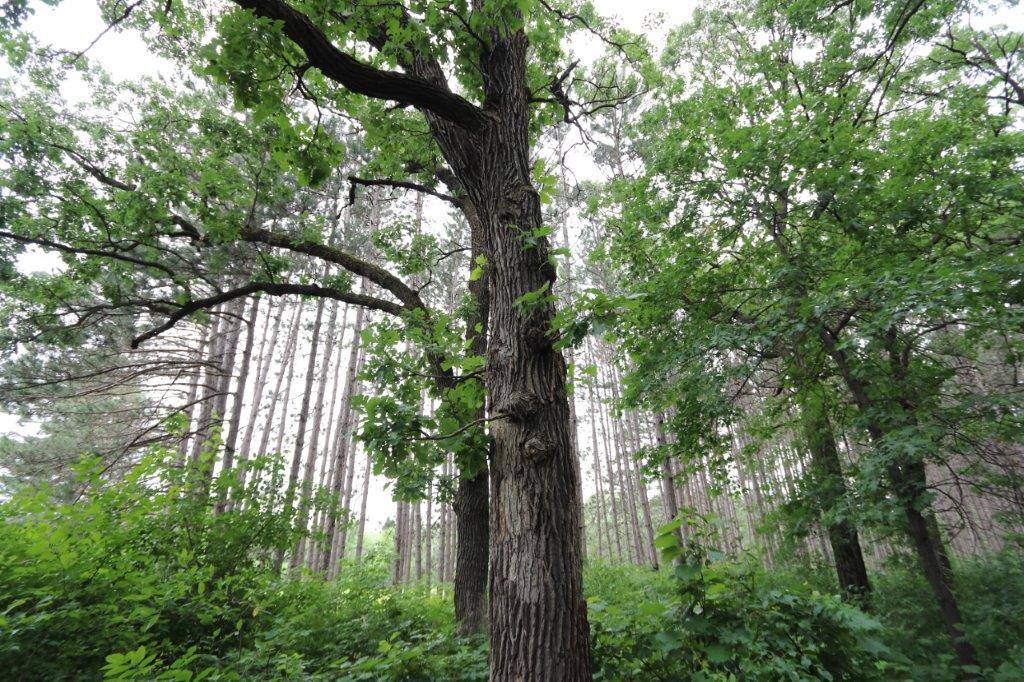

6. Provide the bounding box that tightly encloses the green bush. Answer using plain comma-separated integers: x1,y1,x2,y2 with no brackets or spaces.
0,449,487,681
3,453,1021,681
587,513,894,681
866,549,1024,681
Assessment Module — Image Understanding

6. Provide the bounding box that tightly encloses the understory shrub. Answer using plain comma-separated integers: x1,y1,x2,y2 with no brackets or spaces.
2,455,1022,680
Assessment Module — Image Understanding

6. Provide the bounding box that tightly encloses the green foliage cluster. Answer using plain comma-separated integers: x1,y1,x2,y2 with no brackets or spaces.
589,514,888,681
587,514,1024,681
866,550,1024,681
0,452,486,681
1,456,1023,680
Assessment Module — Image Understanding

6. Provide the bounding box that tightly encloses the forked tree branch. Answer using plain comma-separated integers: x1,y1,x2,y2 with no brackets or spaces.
347,175,462,207
230,0,491,131
132,281,404,348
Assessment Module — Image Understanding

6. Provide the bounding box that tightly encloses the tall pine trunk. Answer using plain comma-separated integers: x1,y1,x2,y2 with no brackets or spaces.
276,298,325,573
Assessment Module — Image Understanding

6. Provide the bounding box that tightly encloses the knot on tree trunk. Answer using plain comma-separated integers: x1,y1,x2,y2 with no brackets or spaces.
525,320,552,352
498,390,544,421
498,183,539,222
523,436,553,462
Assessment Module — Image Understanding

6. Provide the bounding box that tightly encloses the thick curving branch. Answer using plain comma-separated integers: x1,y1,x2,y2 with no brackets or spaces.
229,0,490,131
132,281,403,348
239,224,426,311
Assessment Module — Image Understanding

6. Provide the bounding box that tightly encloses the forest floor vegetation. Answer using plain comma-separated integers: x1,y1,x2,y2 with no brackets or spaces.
0,454,1021,680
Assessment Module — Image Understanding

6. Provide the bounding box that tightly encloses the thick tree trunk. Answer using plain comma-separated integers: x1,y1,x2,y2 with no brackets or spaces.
465,51,590,673
382,17,590,677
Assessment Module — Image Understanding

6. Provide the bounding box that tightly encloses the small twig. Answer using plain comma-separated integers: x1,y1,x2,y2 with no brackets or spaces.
415,413,508,441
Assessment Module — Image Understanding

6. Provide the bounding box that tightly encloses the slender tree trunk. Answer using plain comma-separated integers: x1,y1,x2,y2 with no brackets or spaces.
217,295,260,513
276,298,325,573
895,459,979,671
394,500,407,584
292,300,340,568
237,297,285,489
452,208,490,634
179,323,213,466
308,304,351,569
820,331,979,669
589,377,608,560
335,350,365,566
322,305,366,575
623,406,658,567
220,296,260,472
207,296,247,485
798,390,871,599
190,310,225,467
439,454,450,585
655,413,683,563
355,445,372,561
425,479,433,588
594,354,623,562
258,301,302,459
608,392,642,564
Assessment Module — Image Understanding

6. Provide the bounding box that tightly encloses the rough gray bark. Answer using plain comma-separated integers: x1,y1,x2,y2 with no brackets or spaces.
221,3,591,675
